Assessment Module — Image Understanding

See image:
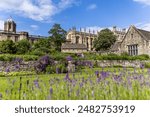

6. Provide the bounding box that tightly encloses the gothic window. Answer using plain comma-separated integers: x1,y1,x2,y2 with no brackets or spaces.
76,36,79,44
131,33,133,39
90,38,93,47
128,44,138,56
8,23,11,31
86,37,89,49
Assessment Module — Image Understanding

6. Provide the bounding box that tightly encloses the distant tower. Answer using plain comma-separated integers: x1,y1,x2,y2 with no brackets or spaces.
4,17,16,33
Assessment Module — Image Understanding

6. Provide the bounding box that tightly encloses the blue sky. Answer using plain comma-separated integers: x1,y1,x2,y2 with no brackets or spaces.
0,0,150,36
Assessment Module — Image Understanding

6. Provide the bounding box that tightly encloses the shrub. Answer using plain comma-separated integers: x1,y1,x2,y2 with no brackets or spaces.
0,40,16,54
16,39,31,54
144,62,150,68
34,55,54,73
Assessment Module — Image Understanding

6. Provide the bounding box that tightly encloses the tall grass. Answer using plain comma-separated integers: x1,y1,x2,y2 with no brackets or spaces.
0,67,150,100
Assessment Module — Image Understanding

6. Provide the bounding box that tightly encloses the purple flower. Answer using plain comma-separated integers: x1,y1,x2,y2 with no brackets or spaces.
15,65,20,70
49,87,53,95
56,68,59,74
66,56,72,61
79,82,83,88
64,73,69,81
96,78,101,83
95,71,99,76
33,80,39,88
140,64,145,69
5,67,10,73
100,71,109,79
14,58,23,63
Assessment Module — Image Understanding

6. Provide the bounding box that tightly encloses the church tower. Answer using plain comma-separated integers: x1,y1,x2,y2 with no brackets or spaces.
4,17,16,33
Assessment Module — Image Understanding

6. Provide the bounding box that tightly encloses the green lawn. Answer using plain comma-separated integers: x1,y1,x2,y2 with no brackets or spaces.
0,67,150,100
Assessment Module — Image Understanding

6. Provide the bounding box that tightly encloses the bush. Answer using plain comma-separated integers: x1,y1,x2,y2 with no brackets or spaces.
0,40,16,54
16,39,31,54
144,62,150,68
30,49,45,56
34,55,54,73
0,54,38,61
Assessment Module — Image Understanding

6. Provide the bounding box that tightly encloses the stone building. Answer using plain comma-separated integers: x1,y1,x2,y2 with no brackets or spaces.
121,25,150,56
0,18,46,43
61,28,97,53
111,26,126,53
62,26,126,53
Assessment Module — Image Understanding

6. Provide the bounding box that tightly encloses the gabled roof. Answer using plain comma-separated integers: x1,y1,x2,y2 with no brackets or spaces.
121,25,150,43
61,43,87,50
137,29,150,40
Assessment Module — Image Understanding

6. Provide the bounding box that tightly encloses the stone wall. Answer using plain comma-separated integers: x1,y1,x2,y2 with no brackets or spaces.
95,60,149,68
0,60,150,73
0,61,36,72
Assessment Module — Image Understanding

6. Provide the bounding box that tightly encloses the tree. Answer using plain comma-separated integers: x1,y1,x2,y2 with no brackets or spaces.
16,39,31,54
32,38,51,50
93,29,116,51
0,40,16,54
32,38,52,54
48,24,67,51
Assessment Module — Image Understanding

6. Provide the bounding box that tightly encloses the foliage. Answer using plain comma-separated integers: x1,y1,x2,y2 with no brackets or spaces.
34,55,54,73
0,40,16,54
93,29,116,51
48,23,67,51
0,54,38,61
16,39,31,54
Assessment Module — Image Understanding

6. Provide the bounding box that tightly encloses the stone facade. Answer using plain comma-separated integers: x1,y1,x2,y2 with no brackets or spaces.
61,28,97,53
62,27,126,53
121,25,150,55
0,18,46,43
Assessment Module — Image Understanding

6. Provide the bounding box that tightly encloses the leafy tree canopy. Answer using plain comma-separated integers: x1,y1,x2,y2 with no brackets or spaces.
16,39,31,54
48,24,67,51
93,29,116,51
0,40,16,54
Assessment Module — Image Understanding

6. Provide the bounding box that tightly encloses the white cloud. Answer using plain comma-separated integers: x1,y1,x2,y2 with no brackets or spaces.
0,0,77,21
0,20,4,30
133,0,150,5
30,25,39,30
136,23,150,31
87,4,97,10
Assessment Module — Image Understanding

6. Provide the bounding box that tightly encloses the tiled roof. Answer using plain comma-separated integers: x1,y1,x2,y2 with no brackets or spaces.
137,29,150,40
62,43,87,49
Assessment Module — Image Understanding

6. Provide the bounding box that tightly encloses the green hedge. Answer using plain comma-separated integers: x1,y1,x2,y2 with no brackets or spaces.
0,54,38,61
